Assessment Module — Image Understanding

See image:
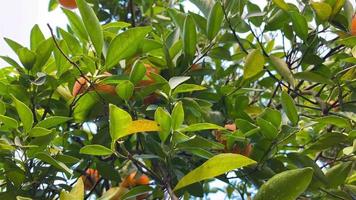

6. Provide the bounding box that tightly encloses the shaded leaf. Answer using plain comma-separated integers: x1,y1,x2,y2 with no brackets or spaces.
243,49,265,79
281,91,299,126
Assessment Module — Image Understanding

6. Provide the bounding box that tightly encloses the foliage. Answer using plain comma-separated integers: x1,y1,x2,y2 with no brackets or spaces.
0,0,355,199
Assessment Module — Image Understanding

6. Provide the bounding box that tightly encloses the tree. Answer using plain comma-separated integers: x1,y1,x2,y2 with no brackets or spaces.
0,0,355,199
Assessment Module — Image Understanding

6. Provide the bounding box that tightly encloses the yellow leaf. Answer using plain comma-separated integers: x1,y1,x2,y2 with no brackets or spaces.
60,178,84,200
98,187,129,200
123,119,160,138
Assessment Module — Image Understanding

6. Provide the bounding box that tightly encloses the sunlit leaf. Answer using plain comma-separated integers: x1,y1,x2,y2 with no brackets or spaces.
174,154,256,191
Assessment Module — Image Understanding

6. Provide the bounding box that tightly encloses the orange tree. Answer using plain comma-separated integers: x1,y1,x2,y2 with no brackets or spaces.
0,0,355,199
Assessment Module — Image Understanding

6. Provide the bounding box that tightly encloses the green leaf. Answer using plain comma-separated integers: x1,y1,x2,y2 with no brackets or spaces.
287,153,328,185
307,132,348,151
315,116,351,129
289,11,308,40
35,152,72,175
116,80,134,101
325,161,352,188
17,48,37,70
189,0,214,17
256,117,278,139
311,2,332,21
30,24,45,50
60,178,84,200
12,95,33,133
80,145,114,156
178,123,225,132
168,76,190,89
171,102,184,130
0,101,5,115
0,115,18,129
154,107,171,142
59,28,82,54
167,9,185,31
254,168,313,200
272,0,289,11
207,2,224,40
174,153,256,191
172,84,206,95
76,0,103,56
294,71,333,85
48,0,59,11
281,91,299,126
243,49,265,79
62,9,88,41
121,185,152,200
259,108,282,128
129,61,146,85
28,127,52,137
109,104,160,141
269,55,295,87
4,37,24,54
176,135,224,150
102,21,131,30
109,104,132,141
0,56,24,73
36,116,72,129
331,0,346,16
106,27,152,69
183,15,197,63
33,39,53,71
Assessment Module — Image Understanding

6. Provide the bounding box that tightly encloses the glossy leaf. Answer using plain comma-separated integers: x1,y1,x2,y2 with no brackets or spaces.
183,15,197,63
116,80,134,101
154,107,171,142
80,145,114,156
17,48,37,70
129,61,146,85
62,9,88,41
172,84,206,95
12,95,33,133
174,154,256,191
109,104,132,141
0,115,18,129
254,168,313,200
207,2,224,40
36,116,72,129
30,24,45,50
106,27,152,69
76,0,103,56
311,2,332,21
289,11,308,40
178,123,225,132
171,102,184,130
272,0,289,11
28,127,52,137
